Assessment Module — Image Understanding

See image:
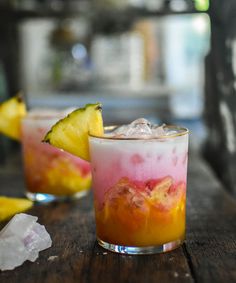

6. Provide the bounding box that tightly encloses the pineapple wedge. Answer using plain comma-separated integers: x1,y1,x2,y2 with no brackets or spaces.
43,103,104,161
0,196,33,222
0,95,26,140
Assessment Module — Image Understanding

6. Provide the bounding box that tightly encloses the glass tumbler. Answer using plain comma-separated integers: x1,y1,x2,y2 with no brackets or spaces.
21,111,91,203
89,126,189,254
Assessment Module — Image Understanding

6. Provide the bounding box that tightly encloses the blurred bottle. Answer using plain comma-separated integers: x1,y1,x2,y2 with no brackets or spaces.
48,21,92,91
91,31,145,89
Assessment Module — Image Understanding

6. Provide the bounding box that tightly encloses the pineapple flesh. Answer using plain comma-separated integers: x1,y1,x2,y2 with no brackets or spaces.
43,103,104,161
0,196,33,222
0,95,26,140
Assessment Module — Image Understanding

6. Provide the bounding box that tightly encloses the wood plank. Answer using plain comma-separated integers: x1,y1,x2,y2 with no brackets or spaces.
185,151,236,283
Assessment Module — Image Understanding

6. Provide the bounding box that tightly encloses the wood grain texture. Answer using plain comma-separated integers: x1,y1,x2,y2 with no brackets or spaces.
185,151,236,283
0,149,236,283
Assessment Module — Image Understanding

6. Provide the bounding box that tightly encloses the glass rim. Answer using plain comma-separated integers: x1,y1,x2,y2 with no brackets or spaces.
89,125,189,141
22,107,76,122
22,113,64,122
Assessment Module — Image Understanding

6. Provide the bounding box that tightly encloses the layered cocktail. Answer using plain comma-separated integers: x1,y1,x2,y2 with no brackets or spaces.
21,110,91,202
89,119,189,254
41,103,189,254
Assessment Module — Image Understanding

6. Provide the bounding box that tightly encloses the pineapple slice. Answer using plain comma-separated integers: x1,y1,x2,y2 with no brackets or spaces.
43,103,104,161
0,95,26,140
0,196,33,222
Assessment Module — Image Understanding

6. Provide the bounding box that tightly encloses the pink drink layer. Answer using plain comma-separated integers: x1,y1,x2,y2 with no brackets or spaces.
21,111,91,196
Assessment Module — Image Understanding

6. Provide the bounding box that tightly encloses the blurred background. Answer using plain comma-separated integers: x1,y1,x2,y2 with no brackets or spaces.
1,1,236,195
0,0,210,124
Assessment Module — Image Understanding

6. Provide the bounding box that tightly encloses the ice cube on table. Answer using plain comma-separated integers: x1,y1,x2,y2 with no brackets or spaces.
24,222,52,262
0,213,37,238
0,213,52,271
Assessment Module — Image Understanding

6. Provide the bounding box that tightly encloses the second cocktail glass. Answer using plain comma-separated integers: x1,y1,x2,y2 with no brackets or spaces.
89,125,189,254
21,111,91,202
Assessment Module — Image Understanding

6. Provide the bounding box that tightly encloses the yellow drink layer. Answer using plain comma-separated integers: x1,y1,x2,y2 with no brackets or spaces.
95,177,186,246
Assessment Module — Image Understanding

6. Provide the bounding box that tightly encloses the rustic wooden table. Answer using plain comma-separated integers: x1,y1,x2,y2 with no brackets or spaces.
0,149,236,283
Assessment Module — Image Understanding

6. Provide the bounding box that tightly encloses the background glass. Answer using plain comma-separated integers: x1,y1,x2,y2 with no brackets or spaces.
21,111,91,203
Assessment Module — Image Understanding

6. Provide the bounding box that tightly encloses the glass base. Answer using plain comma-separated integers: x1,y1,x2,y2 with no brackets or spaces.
98,238,183,255
26,190,89,203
